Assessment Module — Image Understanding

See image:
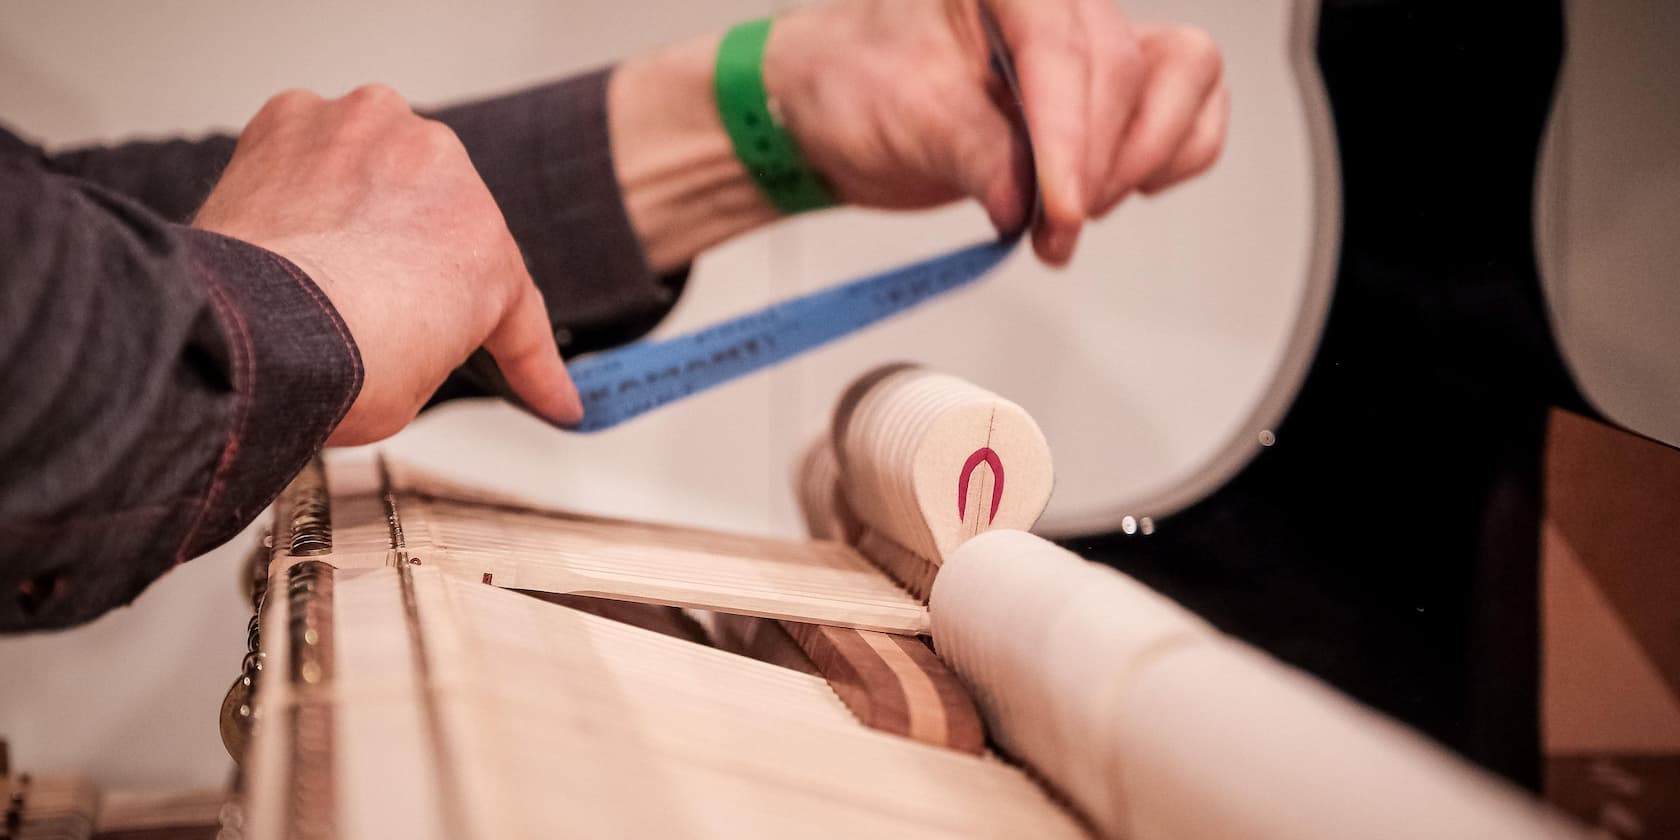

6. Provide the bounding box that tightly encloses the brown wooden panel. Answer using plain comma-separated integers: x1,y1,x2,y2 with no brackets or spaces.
1546,410,1680,699
521,592,711,646
781,621,985,754
1546,752,1680,839
703,612,821,676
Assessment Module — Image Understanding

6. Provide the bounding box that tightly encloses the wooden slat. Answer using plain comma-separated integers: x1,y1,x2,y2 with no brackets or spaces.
299,459,929,635
240,567,1086,840
781,621,985,754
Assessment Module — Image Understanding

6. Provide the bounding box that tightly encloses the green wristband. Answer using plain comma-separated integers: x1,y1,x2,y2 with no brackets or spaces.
715,18,836,214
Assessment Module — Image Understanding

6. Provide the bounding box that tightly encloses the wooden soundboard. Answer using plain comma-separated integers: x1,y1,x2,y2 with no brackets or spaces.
223,365,1586,840
225,365,1077,839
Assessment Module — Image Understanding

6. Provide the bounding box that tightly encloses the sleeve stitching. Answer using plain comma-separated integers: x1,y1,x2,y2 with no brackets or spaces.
172,263,255,564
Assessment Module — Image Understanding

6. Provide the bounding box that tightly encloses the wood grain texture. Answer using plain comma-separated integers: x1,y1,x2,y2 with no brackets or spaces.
701,611,820,676
792,438,863,545
289,458,930,635
781,621,985,755
239,567,1086,840
855,528,941,603
828,365,1054,568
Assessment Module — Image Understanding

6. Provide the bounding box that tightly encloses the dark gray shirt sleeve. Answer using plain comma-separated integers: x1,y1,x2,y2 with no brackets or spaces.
1,67,685,632
39,67,686,358
0,161,363,631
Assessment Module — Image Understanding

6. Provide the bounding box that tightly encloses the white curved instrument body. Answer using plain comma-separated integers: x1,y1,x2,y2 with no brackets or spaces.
375,0,1334,539
1537,0,1680,449
764,0,1333,534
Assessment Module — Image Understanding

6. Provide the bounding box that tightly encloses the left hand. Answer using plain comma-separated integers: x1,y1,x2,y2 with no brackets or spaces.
763,0,1228,265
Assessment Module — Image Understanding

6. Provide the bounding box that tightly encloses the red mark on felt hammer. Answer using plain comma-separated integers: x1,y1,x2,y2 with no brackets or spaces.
957,447,1005,523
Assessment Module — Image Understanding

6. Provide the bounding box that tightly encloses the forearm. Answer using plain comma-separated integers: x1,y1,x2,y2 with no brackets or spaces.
607,33,780,274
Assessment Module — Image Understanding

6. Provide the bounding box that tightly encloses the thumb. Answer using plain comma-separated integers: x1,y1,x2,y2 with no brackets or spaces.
483,278,583,425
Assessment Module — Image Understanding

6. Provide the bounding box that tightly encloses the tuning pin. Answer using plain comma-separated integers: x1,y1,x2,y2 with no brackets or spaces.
244,534,272,610
220,673,256,765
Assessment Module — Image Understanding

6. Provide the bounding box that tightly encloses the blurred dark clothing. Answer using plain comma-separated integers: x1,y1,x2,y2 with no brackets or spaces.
0,68,685,632
1066,2,1586,790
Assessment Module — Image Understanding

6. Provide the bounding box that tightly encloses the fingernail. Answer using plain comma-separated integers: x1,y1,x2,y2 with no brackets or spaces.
560,396,584,426
547,387,583,426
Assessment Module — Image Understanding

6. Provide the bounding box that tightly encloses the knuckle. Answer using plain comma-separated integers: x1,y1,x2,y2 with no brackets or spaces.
1101,43,1145,92
1022,15,1085,61
1172,26,1223,75
267,88,319,109
254,88,319,123
419,118,465,153
1104,30,1145,74
1112,135,1171,189
344,82,408,114
347,81,401,103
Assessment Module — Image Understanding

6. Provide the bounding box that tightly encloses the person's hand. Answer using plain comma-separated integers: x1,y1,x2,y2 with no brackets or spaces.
194,84,582,444
763,0,1229,265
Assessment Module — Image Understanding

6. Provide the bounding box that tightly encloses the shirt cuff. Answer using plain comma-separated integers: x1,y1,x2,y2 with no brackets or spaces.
174,227,363,559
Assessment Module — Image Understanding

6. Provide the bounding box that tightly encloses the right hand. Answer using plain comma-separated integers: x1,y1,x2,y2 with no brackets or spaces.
762,0,1228,265
194,84,582,445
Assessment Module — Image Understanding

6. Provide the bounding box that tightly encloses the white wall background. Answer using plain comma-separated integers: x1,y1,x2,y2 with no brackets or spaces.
9,0,1671,792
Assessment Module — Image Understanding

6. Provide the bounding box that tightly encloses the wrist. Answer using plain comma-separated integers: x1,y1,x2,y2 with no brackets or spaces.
607,34,780,273
716,17,837,214
759,9,826,167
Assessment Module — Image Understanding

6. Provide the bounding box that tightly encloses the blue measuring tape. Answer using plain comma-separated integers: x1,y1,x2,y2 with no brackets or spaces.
566,238,1016,431
558,8,1036,433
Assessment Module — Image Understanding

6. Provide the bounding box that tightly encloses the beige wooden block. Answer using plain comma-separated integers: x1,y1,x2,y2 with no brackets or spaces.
792,437,861,545
931,529,1213,835
931,529,1586,840
1112,643,1585,840
831,365,1054,566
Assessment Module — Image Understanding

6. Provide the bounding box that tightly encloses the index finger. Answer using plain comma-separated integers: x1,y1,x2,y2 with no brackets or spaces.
988,0,1091,265
483,277,583,426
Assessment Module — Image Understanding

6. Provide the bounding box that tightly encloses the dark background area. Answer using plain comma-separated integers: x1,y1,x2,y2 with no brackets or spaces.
1067,0,1588,790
